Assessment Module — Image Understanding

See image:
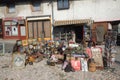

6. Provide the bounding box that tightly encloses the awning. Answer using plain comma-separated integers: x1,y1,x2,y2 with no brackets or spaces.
54,19,92,26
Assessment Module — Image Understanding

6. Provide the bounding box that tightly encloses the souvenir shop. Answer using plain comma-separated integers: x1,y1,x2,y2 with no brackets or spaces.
11,20,117,72
53,19,91,44
2,17,26,40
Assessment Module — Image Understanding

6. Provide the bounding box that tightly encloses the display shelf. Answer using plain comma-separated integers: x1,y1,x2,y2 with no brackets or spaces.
54,32,72,41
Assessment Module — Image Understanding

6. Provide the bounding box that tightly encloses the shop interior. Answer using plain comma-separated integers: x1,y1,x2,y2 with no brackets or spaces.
53,24,90,43
110,21,120,46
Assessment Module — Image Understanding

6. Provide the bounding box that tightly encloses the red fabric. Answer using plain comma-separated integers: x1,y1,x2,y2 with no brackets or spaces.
86,47,92,58
71,60,81,71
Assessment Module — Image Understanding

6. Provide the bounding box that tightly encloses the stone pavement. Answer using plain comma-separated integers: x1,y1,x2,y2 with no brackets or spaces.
0,51,120,80
0,40,120,80
0,39,16,54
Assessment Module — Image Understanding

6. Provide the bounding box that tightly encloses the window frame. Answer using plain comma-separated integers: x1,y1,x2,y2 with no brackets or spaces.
7,3,16,13
57,0,69,10
31,1,41,12
4,21,18,36
118,24,120,34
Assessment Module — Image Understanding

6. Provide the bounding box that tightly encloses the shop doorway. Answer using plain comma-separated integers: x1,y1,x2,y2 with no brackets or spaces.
53,25,84,43
73,26,83,43
27,20,51,39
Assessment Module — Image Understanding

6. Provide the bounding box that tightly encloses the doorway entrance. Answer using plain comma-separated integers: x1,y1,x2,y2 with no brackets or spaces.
27,20,51,39
53,24,84,43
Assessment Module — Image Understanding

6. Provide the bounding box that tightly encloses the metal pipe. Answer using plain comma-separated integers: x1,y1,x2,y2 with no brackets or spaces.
51,0,54,40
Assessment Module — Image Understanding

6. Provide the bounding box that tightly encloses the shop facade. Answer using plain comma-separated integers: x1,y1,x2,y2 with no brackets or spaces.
3,17,26,40
92,21,120,46
26,16,52,41
53,19,92,43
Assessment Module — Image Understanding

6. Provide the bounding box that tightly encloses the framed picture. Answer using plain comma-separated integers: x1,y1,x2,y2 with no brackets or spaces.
12,53,26,69
91,47,103,68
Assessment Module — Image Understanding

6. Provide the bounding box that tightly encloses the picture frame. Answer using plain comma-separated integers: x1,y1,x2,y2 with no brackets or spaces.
12,53,26,69
91,47,104,69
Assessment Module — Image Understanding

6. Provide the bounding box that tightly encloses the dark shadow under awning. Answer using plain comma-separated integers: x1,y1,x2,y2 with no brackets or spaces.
54,19,92,26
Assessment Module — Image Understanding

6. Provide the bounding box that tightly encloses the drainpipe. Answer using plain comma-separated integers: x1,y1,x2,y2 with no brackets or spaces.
51,0,54,41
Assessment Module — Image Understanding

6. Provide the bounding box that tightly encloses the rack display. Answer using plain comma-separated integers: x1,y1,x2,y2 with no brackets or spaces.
54,32,72,42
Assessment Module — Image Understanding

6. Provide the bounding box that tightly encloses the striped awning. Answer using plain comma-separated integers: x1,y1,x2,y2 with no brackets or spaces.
54,19,92,26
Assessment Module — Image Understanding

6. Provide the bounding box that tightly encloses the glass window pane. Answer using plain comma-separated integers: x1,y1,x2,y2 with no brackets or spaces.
58,0,63,9
20,26,26,36
118,29,120,33
33,2,40,11
5,21,11,25
12,21,17,25
5,26,12,36
12,26,18,36
64,0,69,8
118,24,120,33
8,4,15,13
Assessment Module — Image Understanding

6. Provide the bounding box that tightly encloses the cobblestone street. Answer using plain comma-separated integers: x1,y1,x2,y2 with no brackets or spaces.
0,41,120,80
0,0,120,80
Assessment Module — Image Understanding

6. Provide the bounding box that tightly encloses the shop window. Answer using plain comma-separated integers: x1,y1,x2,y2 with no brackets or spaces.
7,4,15,13
11,26,18,36
4,21,18,36
19,20,26,36
31,1,41,12
20,26,26,36
118,23,120,34
57,0,69,10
